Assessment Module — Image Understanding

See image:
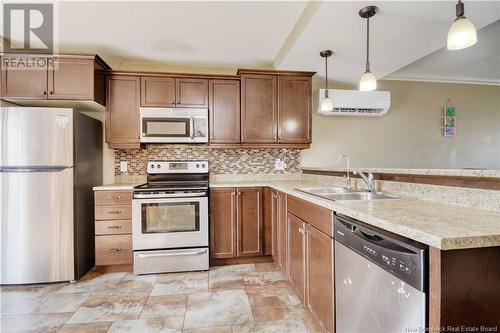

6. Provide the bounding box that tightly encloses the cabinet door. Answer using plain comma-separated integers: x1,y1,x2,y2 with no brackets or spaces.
306,224,334,333
278,191,288,275
270,190,279,260
48,57,93,100
288,213,306,301
0,56,48,98
209,79,240,143
241,74,277,143
106,75,140,148
278,75,311,143
141,76,175,107
175,78,208,108
237,188,263,257
262,187,274,256
210,188,237,259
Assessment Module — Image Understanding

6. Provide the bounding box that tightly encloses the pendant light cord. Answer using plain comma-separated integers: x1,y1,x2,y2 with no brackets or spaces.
325,56,329,97
366,17,370,72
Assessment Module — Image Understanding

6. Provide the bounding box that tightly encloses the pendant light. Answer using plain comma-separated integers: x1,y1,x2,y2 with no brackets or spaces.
320,50,334,112
359,6,378,92
447,0,477,50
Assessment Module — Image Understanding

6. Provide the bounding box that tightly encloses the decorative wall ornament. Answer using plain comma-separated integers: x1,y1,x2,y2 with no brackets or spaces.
443,99,457,137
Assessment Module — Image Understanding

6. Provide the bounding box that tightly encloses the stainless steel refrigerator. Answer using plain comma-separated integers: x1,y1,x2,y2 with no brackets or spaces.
0,107,102,284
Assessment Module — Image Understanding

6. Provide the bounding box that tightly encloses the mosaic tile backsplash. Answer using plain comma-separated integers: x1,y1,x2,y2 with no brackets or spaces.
114,145,301,175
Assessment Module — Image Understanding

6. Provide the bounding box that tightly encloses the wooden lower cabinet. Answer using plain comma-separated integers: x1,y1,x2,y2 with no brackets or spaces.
95,235,132,265
94,190,133,266
288,213,306,301
273,194,334,333
210,187,262,259
210,188,237,259
237,188,263,257
306,223,335,333
277,191,288,275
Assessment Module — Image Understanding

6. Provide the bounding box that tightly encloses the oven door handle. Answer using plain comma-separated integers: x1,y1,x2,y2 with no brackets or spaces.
136,249,208,258
133,192,207,199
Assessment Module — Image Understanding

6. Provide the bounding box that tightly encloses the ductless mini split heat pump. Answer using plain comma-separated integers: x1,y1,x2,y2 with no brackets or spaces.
318,89,391,116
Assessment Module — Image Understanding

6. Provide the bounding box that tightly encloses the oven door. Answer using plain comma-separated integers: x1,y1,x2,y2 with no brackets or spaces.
140,108,208,143
132,196,208,250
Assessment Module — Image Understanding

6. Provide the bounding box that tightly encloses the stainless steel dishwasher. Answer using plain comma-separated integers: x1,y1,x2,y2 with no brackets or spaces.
334,214,427,333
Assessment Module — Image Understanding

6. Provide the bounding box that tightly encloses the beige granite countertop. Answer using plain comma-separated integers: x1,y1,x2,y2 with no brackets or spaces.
93,183,142,191
301,167,500,178
210,180,500,251
93,179,500,250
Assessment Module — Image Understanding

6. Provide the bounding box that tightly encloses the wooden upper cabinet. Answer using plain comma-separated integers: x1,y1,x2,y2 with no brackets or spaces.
210,188,238,259
209,79,240,143
175,78,208,108
278,75,311,143
141,76,175,107
106,75,140,148
306,223,334,333
48,57,94,100
1,54,109,106
1,55,48,98
288,212,306,301
237,188,263,257
241,74,277,143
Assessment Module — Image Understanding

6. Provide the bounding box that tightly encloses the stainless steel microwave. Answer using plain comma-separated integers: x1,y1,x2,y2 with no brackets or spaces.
139,108,208,143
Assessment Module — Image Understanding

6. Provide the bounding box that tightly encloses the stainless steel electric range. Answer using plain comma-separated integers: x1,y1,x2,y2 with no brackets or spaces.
132,160,209,275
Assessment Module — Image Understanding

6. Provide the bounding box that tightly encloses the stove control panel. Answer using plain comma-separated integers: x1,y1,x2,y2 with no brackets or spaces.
147,161,209,174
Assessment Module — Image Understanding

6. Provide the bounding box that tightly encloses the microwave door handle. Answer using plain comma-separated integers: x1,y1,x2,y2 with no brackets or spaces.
189,116,194,139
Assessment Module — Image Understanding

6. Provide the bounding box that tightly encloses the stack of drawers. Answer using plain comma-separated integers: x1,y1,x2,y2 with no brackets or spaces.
94,190,133,265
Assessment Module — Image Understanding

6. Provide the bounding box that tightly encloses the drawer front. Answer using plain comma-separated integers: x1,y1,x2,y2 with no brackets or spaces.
287,195,333,237
95,234,132,265
95,220,132,235
95,191,132,206
95,205,132,220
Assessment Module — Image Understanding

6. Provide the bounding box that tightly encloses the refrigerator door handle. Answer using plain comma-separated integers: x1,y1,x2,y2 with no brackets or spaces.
0,166,71,173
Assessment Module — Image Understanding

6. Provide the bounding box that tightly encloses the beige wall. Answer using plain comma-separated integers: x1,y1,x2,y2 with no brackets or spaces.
301,80,500,169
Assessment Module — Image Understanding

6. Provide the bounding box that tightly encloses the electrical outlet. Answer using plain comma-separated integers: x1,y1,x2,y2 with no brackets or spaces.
275,159,285,171
120,161,128,173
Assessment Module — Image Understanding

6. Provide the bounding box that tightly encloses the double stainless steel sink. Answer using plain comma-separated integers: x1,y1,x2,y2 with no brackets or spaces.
296,187,398,201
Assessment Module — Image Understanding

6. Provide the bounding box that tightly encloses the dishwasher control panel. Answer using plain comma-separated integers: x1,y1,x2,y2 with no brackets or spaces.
334,214,427,292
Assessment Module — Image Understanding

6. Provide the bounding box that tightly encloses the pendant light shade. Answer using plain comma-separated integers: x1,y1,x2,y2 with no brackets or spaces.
320,50,334,112
447,1,477,50
359,6,378,92
359,70,377,92
321,95,334,112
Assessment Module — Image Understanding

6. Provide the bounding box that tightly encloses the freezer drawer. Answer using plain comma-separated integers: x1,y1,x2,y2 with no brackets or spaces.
0,168,74,284
134,248,209,275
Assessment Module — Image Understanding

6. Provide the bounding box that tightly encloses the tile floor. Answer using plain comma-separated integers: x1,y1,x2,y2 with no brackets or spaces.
1,263,325,333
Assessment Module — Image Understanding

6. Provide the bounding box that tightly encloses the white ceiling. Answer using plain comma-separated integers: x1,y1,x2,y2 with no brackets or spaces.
56,1,307,70
4,1,499,83
277,1,500,85
387,20,500,85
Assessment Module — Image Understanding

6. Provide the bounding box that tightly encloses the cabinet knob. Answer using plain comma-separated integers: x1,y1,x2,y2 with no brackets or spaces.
107,225,122,229
115,196,121,199
109,248,122,252
42,91,47,95
109,210,121,214
49,90,54,95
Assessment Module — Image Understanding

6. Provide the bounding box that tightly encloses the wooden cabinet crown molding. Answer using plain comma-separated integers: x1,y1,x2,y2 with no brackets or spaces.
237,68,316,77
